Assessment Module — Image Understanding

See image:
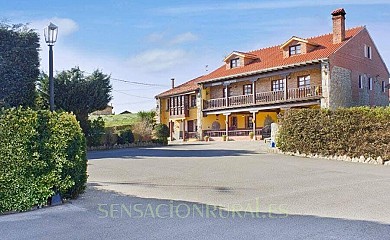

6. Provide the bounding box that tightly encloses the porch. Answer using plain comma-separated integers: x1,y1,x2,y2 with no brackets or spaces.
203,85,322,111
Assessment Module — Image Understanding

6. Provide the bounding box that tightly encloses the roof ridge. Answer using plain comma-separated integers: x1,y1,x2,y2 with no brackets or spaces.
307,25,364,40
246,26,364,54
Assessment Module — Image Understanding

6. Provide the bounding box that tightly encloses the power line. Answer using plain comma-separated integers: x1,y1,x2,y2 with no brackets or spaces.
113,90,155,99
84,71,169,87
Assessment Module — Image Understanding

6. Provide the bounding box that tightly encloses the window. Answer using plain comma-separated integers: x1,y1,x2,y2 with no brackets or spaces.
298,75,310,88
230,58,239,68
247,116,253,129
230,116,238,129
190,95,196,107
358,75,363,89
271,79,284,91
364,45,372,59
382,81,386,93
368,77,373,90
243,84,252,95
166,99,170,111
289,44,301,56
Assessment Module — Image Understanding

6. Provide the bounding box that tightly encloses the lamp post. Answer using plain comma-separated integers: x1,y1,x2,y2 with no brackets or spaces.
44,23,58,112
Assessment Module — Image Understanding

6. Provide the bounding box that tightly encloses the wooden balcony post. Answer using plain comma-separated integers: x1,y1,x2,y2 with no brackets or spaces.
251,79,256,104
284,75,288,100
224,84,229,107
182,120,186,141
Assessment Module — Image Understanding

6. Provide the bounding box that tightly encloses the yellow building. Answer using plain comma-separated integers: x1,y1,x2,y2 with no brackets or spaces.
156,9,389,141
156,77,204,141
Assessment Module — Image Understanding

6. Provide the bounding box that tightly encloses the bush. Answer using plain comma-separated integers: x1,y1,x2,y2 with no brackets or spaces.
117,129,135,144
277,107,390,161
132,121,153,142
154,123,169,145
101,128,118,146
0,108,87,213
86,117,105,147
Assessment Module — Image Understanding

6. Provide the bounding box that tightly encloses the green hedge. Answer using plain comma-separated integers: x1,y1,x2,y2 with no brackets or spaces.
0,108,87,213
277,107,390,161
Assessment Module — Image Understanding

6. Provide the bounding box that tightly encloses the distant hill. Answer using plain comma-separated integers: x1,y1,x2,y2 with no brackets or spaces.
89,113,138,128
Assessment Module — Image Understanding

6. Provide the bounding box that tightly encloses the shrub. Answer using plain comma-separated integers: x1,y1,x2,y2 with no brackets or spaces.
86,116,105,147
101,128,118,146
117,129,135,144
154,123,169,145
132,121,153,142
0,108,87,213
277,107,390,161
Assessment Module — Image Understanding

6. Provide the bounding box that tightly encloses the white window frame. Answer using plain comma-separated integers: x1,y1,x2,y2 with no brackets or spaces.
358,75,363,89
368,77,373,90
382,81,386,93
364,44,372,59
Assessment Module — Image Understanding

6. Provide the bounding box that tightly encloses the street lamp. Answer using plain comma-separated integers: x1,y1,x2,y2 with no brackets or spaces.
44,23,58,111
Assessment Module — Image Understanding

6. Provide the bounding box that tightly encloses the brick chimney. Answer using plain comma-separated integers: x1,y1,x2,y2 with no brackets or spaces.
171,78,175,89
331,8,346,44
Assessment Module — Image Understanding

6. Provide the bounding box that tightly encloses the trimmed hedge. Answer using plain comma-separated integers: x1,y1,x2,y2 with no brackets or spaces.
0,108,87,213
277,107,390,161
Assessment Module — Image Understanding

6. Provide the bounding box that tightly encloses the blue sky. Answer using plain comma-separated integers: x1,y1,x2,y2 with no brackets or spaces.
1,0,389,113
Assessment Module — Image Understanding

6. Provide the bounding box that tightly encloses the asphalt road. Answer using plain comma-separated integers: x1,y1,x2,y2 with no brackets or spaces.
1,141,390,240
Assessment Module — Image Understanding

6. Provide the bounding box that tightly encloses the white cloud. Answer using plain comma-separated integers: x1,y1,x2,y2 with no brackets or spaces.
170,32,198,45
29,17,78,37
146,32,165,43
156,0,390,15
128,49,189,72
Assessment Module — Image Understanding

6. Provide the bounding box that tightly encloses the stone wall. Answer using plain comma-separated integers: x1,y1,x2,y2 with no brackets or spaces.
329,66,353,109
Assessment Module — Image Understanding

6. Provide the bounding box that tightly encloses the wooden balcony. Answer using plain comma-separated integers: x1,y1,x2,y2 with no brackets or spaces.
203,85,322,110
169,106,189,118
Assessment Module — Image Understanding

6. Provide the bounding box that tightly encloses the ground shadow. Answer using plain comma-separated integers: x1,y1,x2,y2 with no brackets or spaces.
87,147,260,160
3,185,389,240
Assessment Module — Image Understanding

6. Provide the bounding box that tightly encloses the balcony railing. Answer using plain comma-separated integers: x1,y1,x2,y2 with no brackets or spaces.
256,90,284,103
204,129,262,137
229,94,253,106
203,85,322,110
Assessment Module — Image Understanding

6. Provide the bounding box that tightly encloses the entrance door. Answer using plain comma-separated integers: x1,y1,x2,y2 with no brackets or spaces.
187,120,194,132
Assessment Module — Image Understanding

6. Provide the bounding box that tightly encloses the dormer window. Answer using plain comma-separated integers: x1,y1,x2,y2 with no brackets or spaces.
230,58,239,68
289,44,301,56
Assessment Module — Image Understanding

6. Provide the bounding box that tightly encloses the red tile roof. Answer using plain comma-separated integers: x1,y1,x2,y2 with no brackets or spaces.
156,76,204,98
199,26,364,83
156,26,364,98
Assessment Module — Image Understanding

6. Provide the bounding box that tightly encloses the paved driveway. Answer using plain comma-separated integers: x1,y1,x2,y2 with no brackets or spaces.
2,141,390,239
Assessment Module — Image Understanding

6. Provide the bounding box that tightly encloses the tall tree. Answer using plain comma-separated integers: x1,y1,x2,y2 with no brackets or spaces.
39,67,112,133
0,23,40,108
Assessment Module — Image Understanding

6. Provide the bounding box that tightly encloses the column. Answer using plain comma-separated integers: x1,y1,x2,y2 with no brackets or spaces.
223,113,231,138
251,111,257,137
182,120,186,141
169,121,173,141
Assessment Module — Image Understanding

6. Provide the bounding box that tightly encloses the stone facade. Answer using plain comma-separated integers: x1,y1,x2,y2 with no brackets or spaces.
329,66,353,109
329,28,389,107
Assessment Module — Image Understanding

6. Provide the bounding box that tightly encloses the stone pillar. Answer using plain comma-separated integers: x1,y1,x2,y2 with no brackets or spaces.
270,123,279,148
321,61,330,109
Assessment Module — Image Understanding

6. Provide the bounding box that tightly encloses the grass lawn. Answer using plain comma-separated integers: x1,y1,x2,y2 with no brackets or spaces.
89,113,139,128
